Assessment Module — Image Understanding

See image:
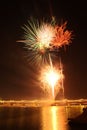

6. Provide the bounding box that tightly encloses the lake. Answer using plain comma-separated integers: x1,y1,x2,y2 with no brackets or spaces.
0,105,87,130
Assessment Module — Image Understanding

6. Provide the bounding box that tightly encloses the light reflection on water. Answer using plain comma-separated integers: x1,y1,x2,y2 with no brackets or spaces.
41,106,68,130
0,105,86,130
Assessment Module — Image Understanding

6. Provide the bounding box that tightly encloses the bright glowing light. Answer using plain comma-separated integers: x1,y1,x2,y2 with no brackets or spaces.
46,69,60,86
18,18,72,64
40,64,64,99
44,67,60,97
37,24,55,51
41,106,67,130
17,17,73,100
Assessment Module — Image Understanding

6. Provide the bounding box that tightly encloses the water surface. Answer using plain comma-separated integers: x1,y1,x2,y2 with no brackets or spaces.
0,105,86,130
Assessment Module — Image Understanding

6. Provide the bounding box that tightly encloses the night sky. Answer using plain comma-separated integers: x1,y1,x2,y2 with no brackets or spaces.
0,0,87,100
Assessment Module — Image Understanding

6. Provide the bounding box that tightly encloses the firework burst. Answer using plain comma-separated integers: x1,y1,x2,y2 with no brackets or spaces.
40,61,64,99
51,22,72,48
18,17,72,65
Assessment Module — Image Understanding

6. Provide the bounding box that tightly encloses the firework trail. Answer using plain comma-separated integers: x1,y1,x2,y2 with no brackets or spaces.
18,17,72,65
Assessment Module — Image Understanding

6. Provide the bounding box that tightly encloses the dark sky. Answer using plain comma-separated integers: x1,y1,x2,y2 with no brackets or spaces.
0,0,87,100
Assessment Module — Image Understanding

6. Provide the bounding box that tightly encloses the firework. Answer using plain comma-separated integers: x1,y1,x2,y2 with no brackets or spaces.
18,17,72,64
51,22,72,48
40,62,64,99
18,17,73,99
